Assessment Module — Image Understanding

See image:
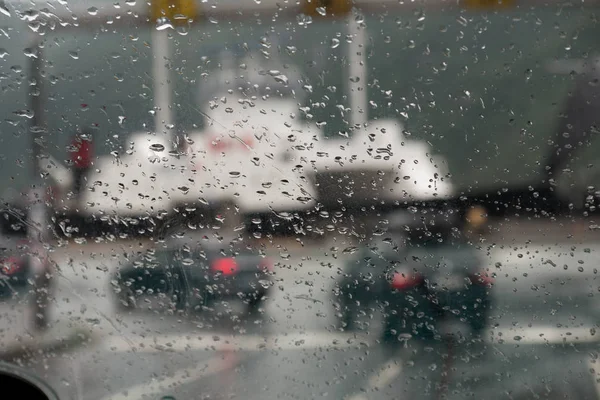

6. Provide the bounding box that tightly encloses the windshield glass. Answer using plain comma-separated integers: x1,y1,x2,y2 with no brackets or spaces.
42,29,155,167
2,1,600,400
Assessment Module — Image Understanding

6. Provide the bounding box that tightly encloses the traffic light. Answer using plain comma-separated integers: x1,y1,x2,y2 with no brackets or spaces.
303,0,352,18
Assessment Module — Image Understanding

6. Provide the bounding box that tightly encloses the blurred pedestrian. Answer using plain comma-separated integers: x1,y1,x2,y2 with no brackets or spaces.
464,205,488,240
71,128,93,199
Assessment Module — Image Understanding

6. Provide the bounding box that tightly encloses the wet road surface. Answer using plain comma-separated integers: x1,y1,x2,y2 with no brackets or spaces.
9,239,600,400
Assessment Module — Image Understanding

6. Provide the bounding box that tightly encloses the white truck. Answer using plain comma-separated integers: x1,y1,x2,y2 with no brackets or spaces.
28,0,456,231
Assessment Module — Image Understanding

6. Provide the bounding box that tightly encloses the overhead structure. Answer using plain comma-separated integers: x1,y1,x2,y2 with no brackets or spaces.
302,0,353,17
462,0,515,9
150,0,199,23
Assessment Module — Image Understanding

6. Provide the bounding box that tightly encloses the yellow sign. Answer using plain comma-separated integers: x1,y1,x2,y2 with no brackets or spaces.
303,0,352,18
150,0,198,22
462,0,515,9
466,205,487,228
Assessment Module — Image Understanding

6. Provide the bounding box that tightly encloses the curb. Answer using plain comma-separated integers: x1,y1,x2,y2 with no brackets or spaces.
0,326,98,360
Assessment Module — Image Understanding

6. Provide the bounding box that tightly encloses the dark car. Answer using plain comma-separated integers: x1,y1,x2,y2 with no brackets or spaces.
335,210,493,341
113,235,274,313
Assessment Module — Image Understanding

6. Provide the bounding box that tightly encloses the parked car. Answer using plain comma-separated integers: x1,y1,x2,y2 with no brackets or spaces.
113,235,274,313
335,209,493,341
0,236,32,299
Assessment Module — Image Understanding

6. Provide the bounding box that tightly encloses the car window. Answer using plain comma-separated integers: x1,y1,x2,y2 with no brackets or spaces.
2,2,600,400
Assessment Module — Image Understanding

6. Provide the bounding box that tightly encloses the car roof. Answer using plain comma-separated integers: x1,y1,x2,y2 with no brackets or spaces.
162,232,258,253
386,209,461,232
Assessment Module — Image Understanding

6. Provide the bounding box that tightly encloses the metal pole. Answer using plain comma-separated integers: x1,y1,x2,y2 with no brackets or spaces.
347,13,368,129
152,28,174,140
28,41,51,332
30,45,43,179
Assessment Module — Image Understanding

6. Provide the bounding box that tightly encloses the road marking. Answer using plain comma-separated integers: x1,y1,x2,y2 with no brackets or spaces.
346,359,403,400
101,331,371,354
99,325,600,354
367,360,403,389
487,326,600,344
100,351,240,400
97,325,600,355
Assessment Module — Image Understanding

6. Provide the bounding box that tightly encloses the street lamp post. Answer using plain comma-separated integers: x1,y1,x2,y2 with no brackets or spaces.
28,41,51,332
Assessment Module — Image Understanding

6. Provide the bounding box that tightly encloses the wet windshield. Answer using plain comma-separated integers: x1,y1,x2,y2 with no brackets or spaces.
1,1,600,399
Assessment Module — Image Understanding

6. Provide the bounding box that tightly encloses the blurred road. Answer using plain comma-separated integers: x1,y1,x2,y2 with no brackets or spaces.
8,236,600,400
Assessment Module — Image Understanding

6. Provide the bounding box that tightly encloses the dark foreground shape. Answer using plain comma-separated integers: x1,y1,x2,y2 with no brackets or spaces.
0,362,60,400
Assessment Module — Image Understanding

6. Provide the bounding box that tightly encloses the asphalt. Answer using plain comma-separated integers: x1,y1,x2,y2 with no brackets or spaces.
5,237,600,400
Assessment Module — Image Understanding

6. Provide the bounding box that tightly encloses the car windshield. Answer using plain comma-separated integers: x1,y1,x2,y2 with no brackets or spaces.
2,1,600,399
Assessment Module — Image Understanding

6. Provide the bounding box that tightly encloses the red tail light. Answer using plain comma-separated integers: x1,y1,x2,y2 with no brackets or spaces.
259,259,273,272
1,257,23,276
470,271,494,286
391,272,422,290
212,258,239,276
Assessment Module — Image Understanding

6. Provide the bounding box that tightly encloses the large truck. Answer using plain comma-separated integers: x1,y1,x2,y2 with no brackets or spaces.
11,0,600,237
19,0,456,236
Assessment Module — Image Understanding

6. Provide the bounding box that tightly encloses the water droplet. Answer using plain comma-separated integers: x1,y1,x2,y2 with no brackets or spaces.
87,6,98,15
19,10,38,22
229,171,240,178
330,38,340,49
342,246,358,254
273,74,289,85
316,6,327,16
68,51,79,60
149,143,165,152
156,18,173,31
23,48,38,59
13,109,34,119
0,4,10,17
296,13,312,26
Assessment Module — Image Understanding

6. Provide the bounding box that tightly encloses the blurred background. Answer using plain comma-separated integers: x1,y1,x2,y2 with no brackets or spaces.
1,0,600,399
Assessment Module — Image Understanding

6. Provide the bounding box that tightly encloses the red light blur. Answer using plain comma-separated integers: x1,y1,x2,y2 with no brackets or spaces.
1,256,22,276
259,259,273,272
212,258,239,276
391,272,422,290
471,271,494,286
